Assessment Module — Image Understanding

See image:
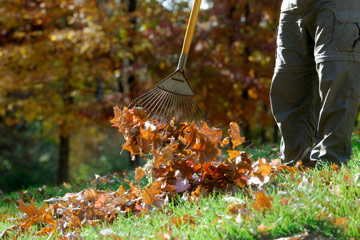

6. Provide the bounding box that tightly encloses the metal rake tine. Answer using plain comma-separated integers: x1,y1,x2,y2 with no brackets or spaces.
183,96,190,121
151,90,169,119
158,91,171,119
159,92,172,119
174,94,180,121
129,88,159,109
129,88,158,108
162,93,174,121
145,90,167,119
142,91,163,117
177,95,182,122
135,88,161,107
182,96,189,120
166,93,175,120
142,89,165,111
193,100,203,120
179,96,184,121
184,96,193,121
190,96,195,120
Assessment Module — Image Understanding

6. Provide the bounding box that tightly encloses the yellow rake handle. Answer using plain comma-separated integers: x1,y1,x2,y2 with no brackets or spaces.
181,0,202,55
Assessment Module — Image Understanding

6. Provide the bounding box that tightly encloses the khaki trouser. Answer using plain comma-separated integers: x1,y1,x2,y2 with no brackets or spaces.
270,0,360,165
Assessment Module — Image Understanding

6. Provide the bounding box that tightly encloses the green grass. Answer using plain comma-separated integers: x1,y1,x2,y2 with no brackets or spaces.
2,139,360,239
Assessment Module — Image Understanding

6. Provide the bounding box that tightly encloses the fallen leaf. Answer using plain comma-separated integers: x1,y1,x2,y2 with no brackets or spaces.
94,194,107,208
258,223,271,233
135,168,146,183
253,191,272,211
229,122,245,149
173,178,191,193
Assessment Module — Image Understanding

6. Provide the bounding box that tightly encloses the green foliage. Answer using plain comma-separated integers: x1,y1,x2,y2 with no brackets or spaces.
0,121,57,192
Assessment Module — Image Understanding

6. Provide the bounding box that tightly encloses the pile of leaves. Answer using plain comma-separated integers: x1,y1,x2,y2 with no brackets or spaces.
1,107,305,238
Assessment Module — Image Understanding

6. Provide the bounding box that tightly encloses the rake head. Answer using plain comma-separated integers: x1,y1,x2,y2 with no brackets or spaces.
129,70,203,122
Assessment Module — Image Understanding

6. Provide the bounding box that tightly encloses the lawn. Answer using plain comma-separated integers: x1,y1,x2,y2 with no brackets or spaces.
1,139,360,240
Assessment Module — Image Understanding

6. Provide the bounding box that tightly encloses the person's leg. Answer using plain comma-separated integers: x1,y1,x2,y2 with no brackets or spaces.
311,61,360,165
306,1,360,165
270,4,319,165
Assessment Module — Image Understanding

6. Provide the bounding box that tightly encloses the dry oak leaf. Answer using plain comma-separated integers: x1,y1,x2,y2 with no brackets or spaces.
258,223,271,234
227,203,247,215
227,150,240,160
171,214,196,227
221,137,230,147
333,217,348,228
173,178,191,193
94,194,107,208
154,146,175,167
179,122,197,147
253,191,272,211
229,122,245,149
142,188,161,207
192,124,222,163
36,225,56,236
17,199,46,217
135,167,146,183
256,159,273,179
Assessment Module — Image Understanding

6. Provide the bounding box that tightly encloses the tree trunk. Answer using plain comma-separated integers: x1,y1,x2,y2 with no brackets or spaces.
58,63,73,184
58,128,70,183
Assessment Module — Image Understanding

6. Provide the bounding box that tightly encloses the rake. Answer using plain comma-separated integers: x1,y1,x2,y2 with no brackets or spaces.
129,0,203,122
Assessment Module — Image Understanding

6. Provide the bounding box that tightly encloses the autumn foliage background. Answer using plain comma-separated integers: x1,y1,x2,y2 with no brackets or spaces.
0,0,281,192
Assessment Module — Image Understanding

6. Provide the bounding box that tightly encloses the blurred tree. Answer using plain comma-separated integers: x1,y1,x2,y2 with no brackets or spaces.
0,119,58,192
0,0,127,183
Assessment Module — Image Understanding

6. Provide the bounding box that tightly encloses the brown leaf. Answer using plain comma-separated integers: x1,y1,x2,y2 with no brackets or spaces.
173,178,190,193
179,123,197,147
36,226,56,236
94,194,107,208
253,191,272,211
135,167,146,183
256,159,273,178
17,199,45,217
227,150,240,160
170,214,196,227
333,217,348,228
221,137,230,147
258,223,271,233
227,203,246,215
42,211,56,226
229,122,245,149
142,189,159,206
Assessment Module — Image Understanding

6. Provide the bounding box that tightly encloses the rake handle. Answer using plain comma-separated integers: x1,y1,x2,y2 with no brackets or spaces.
181,0,202,55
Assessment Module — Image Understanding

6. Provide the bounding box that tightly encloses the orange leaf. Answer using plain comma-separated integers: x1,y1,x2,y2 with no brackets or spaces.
94,194,107,208
229,122,245,149
135,168,146,183
333,217,348,228
179,123,197,147
256,160,272,178
227,150,240,160
170,214,195,227
36,225,56,236
17,199,46,217
257,223,271,233
142,189,159,206
253,191,272,211
227,203,245,215
41,211,56,226
221,137,230,147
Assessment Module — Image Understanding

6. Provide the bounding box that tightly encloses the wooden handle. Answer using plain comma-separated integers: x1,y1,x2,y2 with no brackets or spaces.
181,0,202,55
